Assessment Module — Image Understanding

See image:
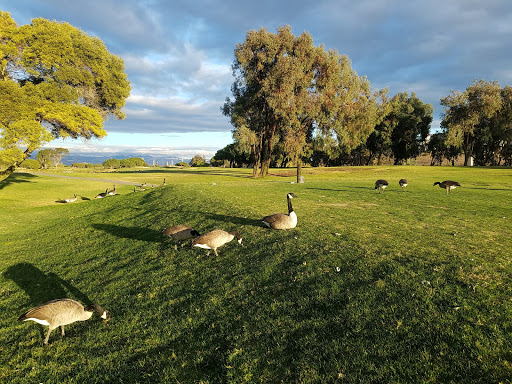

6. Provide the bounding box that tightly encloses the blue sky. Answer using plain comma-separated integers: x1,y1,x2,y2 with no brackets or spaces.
2,0,512,162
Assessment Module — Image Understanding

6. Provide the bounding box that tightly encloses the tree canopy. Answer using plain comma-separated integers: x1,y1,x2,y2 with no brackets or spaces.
0,12,131,177
441,80,502,166
36,147,69,168
223,25,388,179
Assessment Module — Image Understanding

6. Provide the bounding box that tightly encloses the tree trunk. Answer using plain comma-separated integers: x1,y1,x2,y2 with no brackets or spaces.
0,148,34,180
296,157,304,183
260,121,277,177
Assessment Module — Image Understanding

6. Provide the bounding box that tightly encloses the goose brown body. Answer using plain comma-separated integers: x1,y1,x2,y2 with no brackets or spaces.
95,189,109,199
64,194,77,203
162,225,200,250
108,185,116,196
434,180,461,194
18,299,110,345
375,179,389,193
261,193,297,230
192,229,243,256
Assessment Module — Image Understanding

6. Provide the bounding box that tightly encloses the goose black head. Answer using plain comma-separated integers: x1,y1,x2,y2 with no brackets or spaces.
85,304,111,320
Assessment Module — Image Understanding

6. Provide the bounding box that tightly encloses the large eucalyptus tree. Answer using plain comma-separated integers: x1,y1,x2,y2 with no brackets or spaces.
441,80,502,166
224,25,388,179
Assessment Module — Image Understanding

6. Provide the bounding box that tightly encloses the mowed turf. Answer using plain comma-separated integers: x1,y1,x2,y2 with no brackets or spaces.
0,166,511,383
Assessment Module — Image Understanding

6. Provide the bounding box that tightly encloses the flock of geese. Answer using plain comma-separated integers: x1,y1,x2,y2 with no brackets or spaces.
22,177,460,345
63,180,170,203
375,179,461,194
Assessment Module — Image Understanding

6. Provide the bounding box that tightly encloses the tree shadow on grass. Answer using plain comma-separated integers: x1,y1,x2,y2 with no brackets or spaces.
92,223,163,242
3,262,92,307
0,172,38,190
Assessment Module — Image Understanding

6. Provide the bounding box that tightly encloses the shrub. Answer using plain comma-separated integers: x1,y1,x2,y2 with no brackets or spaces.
20,159,41,169
190,155,206,167
176,162,189,167
120,157,146,168
103,159,121,169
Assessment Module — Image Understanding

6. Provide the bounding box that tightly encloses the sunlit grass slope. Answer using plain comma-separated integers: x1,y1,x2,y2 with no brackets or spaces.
1,166,511,383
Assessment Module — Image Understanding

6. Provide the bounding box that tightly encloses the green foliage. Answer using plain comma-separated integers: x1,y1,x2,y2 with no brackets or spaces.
102,158,121,169
19,158,41,169
214,143,252,168
388,92,433,164
0,12,130,175
0,167,511,383
209,157,226,167
225,26,388,178
36,148,69,168
189,154,206,167
176,161,189,167
441,80,502,166
71,163,89,168
120,157,146,168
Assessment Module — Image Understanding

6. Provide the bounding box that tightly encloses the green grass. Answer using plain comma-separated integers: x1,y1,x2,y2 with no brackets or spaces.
1,166,511,383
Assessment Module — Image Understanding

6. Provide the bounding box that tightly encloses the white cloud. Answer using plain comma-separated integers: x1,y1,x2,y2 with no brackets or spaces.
6,0,512,160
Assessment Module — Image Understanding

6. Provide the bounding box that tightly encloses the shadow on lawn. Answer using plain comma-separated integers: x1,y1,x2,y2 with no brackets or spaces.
0,172,38,190
192,211,264,228
92,223,163,242
3,262,92,306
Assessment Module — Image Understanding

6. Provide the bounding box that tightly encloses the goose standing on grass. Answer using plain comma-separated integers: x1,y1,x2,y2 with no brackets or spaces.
162,224,200,250
18,299,111,345
108,185,116,196
261,193,298,230
399,179,408,190
64,194,77,203
192,229,243,256
95,189,109,199
375,179,389,194
434,180,461,194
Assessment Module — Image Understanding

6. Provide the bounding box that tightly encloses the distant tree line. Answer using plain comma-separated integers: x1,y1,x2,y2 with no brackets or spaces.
217,26,512,172
102,157,148,169
19,154,149,170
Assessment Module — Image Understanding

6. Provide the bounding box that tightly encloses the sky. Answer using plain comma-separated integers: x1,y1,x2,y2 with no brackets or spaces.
2,0,512,164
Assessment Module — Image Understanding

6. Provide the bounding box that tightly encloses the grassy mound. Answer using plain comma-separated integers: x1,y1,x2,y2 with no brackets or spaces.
1,166,511,383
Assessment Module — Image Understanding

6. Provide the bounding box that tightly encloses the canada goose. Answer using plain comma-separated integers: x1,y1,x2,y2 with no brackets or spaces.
162,178,166,186
375,179,389,194
192,229,243,256
108,185,116,196
434,180,461,194
162,224,200,250
18,299,111,345
95,189,109,199
261,193,297,230
64,194,77,203
139,184,146,191
399,179,408,190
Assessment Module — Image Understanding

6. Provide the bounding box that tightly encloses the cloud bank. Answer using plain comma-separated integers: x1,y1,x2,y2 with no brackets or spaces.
6,0,512,156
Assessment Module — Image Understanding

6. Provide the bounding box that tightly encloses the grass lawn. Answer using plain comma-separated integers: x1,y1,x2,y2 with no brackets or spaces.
1,166,511,383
